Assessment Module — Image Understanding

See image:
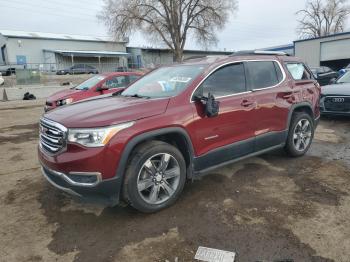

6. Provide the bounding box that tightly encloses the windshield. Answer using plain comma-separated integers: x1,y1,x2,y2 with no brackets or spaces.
337,71,350,83
75,75,106,90
121,65,205,98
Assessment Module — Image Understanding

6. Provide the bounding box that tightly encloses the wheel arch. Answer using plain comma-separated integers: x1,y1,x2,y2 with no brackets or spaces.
115,127,195,183
286,102,314,131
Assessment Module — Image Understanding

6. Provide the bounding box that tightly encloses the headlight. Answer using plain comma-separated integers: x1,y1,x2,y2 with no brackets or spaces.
57,98,73,106
67,122,135,147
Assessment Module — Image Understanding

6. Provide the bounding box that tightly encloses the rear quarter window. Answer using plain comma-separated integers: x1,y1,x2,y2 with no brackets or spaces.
285,63,312,80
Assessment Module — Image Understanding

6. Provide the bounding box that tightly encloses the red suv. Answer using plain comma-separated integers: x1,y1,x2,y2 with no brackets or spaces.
38,51,320,213
45,72,143,111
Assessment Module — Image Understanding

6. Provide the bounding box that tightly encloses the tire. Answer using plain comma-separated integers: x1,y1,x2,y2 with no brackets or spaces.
123,140,187,213
285,112,314,157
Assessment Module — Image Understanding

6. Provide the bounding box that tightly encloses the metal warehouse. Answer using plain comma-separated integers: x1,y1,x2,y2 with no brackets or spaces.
294,31,350,70
127,47,232,69
0,30,129,72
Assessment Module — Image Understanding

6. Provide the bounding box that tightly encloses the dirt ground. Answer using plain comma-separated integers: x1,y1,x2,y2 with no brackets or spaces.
0,100,349,262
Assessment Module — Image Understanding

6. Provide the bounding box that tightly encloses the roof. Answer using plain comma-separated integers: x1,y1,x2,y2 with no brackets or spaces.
294,31,350,43
0,30,126,43
44,49,130,57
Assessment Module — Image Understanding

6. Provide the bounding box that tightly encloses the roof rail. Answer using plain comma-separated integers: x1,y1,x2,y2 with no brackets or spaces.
230,50,289,56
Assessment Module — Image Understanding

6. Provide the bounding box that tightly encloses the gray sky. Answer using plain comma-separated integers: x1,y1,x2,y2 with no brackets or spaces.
0,0,348,51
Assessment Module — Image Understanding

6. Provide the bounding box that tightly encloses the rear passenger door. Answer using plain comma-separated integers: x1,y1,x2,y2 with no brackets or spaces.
246,60,290,151
190,62,256,170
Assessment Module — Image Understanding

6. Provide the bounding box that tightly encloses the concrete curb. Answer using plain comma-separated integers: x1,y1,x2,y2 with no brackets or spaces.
3,85,69,101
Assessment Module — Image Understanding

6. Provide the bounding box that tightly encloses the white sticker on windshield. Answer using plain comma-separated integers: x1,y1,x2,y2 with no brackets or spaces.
170,76,192,83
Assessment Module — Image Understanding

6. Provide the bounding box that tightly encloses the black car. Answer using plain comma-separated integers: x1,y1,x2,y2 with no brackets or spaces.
56,64,99,75
320,71,350,116
311,66,339,86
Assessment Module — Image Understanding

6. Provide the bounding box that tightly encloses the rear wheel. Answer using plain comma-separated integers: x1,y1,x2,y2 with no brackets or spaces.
285,112,314,157
123,141,186,213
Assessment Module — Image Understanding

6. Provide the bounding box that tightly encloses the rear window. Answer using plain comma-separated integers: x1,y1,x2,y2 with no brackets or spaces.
286,63,312,80
246,61,282,89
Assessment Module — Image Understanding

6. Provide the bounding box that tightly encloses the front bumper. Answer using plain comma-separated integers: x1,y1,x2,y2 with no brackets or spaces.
320,96,350,116
320,109,350,116
41,163,122,206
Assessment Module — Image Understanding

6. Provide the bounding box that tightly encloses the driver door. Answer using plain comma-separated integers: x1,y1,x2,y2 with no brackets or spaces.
189,62,256,171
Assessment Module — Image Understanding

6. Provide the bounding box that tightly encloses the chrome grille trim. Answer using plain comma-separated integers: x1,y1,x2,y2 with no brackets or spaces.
323,95,350,112
39,118,67,155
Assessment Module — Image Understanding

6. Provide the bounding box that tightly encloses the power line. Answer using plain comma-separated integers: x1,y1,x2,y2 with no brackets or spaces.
44,0,102,12
0,3,98,23
2,0,97,18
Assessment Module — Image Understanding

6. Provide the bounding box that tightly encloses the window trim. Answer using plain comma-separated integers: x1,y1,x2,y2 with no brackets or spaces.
190,59,286,102
247,61,286,92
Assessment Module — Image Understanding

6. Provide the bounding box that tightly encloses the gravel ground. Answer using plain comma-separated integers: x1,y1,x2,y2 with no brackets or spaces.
0,100,349,262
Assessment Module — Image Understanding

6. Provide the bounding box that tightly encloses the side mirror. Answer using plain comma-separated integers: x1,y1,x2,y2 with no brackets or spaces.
96,84,109,92
194,93,220,117
205,93,220,117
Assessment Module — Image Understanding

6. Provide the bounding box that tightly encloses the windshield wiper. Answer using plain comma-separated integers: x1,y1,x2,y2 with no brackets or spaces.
112,89,123,96
123,94,151,99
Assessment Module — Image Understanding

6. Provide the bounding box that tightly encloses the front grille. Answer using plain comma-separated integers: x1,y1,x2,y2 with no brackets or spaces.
39,118,67,154
324,96,350,112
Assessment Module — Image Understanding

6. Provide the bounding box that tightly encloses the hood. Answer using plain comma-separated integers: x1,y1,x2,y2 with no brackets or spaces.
321,83,350,96
44,96,170,128
47,88,83,102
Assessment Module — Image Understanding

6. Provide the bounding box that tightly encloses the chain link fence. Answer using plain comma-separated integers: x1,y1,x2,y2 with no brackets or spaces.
0,62,152,87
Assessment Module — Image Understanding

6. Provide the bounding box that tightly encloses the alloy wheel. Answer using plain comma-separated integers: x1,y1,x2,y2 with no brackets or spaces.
293,119,312,152
137,153,181,205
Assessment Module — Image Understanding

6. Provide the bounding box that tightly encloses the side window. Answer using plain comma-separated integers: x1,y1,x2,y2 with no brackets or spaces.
105,76,127,88
246,61,280,89
195,63,246,98
285,63,312,80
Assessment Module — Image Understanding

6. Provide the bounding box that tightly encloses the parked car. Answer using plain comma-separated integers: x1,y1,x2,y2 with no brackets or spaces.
45,72,143,111
38,51,320,213
56,64,99,75
0,65,24,76
320,71,350,116
310,66,339,86
0,73,4,86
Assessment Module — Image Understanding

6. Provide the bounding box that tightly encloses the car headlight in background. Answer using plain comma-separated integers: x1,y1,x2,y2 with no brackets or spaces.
57,98,73,106
67,122,135,147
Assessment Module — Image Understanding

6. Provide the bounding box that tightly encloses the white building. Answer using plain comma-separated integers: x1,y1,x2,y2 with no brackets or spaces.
0,30,129,72
294,31,350,69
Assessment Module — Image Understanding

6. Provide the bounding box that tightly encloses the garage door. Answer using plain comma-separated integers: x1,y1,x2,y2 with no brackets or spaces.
321,38,350,61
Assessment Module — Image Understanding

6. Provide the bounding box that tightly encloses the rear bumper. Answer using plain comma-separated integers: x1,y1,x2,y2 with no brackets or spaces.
40,163,122,206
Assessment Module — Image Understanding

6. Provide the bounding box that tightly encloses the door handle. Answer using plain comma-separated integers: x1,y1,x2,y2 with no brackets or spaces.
241,99,254,107
282,93,293,99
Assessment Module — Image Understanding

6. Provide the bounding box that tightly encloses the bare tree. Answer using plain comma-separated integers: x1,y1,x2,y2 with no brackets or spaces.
98,0,237,62
296,0,350,39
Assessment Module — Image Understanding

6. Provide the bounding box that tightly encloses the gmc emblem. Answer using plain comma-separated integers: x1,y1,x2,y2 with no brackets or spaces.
333,98,345,103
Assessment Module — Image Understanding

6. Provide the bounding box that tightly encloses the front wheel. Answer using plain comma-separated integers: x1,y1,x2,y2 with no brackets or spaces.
123,141,187,213
285,112,314,157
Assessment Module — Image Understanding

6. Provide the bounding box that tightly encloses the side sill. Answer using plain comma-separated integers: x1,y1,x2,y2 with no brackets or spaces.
193,143,285,178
